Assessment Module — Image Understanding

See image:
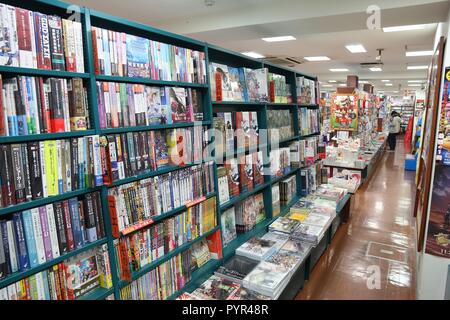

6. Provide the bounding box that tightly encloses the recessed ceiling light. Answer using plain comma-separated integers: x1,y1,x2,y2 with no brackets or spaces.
408,84,422,87
407,65,428,70
408,80,425,83
385,83,393,86
304,56,331,61
241,51,265,59
383,24,427,32
369,67,382,72
406,50,433,57
329,68,349,72
381,80,390,82
345,44,367,53
328,80,337,83
262,36,296,42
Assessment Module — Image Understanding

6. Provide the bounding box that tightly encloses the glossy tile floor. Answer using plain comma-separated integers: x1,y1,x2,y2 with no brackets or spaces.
296,139,417,300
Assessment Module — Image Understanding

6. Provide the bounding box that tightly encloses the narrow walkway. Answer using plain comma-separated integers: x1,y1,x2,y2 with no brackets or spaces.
296,139,417,299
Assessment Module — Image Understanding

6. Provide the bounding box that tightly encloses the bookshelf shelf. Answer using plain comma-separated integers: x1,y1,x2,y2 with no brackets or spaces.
220,182,269,211
0,187,101,217
119,192,217,237
212,101,265,106
0,238,108,289
0,130,97,144
267,103,297,107
0,65,90,79
273,135,301,145
77,287,114,300
299,104,320,108
119,225,220,287
95,75,208,88
300,132,321,138
99,122,210,135
270,168,300,185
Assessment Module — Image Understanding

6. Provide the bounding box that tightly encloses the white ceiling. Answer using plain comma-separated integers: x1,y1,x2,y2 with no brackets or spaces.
72,0,450,93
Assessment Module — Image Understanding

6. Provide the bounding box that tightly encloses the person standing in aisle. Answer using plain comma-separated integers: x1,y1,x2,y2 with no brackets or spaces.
388,111,402,151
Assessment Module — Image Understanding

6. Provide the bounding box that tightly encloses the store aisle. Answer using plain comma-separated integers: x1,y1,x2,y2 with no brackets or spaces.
296,139,417,300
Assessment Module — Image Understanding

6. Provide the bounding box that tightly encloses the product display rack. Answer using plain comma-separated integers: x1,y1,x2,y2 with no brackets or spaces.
0,0,323,300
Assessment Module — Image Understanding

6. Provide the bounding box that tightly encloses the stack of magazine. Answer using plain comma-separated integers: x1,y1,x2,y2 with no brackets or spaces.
242,261,291,299
235,237,278,260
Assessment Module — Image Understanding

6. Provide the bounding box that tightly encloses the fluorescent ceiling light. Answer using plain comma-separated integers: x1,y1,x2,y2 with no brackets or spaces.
381,80,390,82
321,84,333,87
370,67,382,72
406,50,433,57
407,65,428,70
328,80,337,83
304,56,330,61
338,84,347,87
359,80,369,84
385,83,393,86
241,51,265,59
408,84,422,87
408,80,425,83
383,24,427,32
345,44,367,53
262,36,296,42
330,68,349,72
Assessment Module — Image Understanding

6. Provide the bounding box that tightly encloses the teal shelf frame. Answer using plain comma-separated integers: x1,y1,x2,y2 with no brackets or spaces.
0,0,320,300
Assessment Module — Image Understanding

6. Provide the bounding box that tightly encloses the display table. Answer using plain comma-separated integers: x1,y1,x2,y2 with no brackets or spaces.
278,193,352,299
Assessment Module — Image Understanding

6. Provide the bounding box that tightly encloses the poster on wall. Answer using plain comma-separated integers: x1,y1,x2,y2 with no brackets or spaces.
436,68,450,166
425,67,450,257
330,94,358,131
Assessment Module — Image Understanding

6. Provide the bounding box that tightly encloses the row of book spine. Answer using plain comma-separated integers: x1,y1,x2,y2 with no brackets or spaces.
0,136,103,209
0,243,112,300
234,192,266,233
280,176,297,206
0,191,105,280
101,126,208,184
0,4,84,72
96,81,204,129
0,75,89,137
269,147,292,177
213,111,260,155
108,162,215,232
299,108,320,136
217,153,265,204
119,249,191,300
289,137,320,168
119,197,216,273
92,27,206,83
267,109,294,141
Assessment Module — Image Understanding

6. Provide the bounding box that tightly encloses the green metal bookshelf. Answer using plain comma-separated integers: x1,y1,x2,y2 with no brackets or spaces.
0,0,323,301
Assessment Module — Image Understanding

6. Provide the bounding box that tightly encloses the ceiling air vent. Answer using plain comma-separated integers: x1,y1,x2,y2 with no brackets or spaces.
264,56,305,67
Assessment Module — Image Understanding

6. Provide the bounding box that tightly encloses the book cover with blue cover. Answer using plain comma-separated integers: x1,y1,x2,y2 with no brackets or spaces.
126,34,150,78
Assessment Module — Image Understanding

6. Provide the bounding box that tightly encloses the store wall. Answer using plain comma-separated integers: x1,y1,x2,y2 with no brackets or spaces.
417,7,450,300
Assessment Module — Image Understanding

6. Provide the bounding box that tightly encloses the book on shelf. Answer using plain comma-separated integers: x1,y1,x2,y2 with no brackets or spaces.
224,158,240,198
0,76,89,137
217,166,230,204
0,136,103,209
290,223,325,245
189,238,211,272
280,175,296,206
268,73,288,103
116,197,216,274
120,249,191,300
269,148,291,177
0,191,104,280
280,238,313,259
299,108,320,136
234,192,265,233
107,162,215,234
296,77,317,105
101,127,208,182
267,109,294,141
265,249,302,276
92,26,206,83
220,207,237,246
268,216,300,235
272,183,281,217
261,232,289,251
0,243,112,300
0,5,85,72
